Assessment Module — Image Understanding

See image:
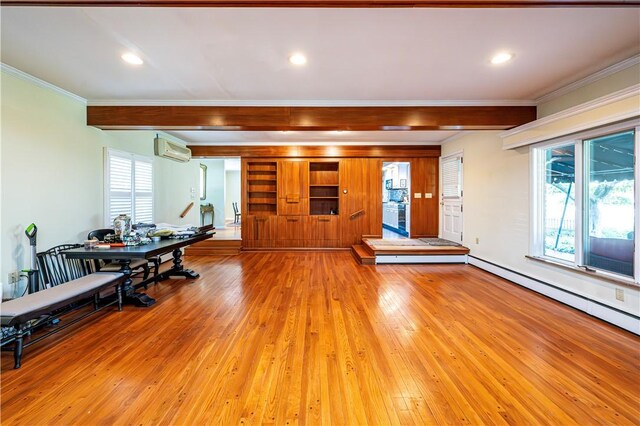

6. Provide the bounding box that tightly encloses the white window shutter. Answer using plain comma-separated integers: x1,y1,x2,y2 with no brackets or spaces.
105,149,154,227
107,153,133,226
134,159,154,224
442,156,462,199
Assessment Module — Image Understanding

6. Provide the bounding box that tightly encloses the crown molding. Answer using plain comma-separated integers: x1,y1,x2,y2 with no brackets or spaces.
1,63,86,104
439,131,472,145
535,54,640,105
501,83,640,149
87,99,536,107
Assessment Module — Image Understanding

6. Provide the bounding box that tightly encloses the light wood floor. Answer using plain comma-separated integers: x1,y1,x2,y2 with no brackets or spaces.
1,252,638,425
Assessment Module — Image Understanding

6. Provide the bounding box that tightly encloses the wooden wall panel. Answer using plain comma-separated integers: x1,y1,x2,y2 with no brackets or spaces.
191,145,441,158
410,157,439,237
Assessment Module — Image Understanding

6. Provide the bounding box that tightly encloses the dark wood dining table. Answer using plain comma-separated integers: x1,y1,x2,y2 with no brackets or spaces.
64,233,213,307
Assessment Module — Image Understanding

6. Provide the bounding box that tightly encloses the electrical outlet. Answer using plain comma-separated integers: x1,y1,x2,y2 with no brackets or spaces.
475,237,480,244
615,288,624,302
8,272,19,285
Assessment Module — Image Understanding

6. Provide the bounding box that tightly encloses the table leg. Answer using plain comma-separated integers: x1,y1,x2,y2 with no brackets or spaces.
120,259,156,307
158,248,200,280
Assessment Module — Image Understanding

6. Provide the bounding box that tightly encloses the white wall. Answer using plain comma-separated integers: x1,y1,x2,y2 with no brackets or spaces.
441,131,639,316
200,159,225,227
1,70,199,297
224,170,241,221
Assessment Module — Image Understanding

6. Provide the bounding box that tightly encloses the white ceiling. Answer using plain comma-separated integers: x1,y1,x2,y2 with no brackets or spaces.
2,8,638,102
2,7,638,145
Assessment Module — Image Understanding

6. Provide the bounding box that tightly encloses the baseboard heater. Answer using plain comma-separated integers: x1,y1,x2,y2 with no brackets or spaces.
467,255,639,335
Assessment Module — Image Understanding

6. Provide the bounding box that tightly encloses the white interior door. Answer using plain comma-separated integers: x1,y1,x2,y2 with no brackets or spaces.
440,153,463,243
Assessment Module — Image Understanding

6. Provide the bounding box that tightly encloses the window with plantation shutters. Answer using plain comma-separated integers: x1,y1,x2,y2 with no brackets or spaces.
105,148,154,227
441,156,462,199
134,161,153,224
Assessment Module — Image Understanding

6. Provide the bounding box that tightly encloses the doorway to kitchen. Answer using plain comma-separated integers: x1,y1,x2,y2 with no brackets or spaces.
382,162,410,239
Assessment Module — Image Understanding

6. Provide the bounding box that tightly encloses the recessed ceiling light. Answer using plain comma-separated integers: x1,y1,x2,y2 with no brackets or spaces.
490,52,514,65
289,53,307,66
121,52,143,65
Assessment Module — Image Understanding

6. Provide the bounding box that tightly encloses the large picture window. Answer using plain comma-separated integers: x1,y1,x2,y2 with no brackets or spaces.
532,123,638,281
104,148,154,226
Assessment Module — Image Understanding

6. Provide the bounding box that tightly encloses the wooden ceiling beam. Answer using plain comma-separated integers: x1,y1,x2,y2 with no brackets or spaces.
189,145,442,158
3,0,638,6
87,105,536,131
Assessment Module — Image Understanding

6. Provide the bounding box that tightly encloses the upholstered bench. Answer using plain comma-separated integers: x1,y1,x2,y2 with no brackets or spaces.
1,272,124,368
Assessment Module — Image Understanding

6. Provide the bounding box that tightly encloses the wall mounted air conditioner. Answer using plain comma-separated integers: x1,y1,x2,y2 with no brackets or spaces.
154,137,192,163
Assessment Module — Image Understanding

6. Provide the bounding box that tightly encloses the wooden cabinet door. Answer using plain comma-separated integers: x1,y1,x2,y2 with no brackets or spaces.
278,160,309,215
339,158,382,246
309,215,340,240
244,215,276,241
278,160,309,198
277,216,304,240
276,215,304,247
256,216,276,241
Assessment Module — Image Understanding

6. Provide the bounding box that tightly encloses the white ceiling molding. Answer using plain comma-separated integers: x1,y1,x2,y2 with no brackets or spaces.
87,99,536,107
534,54,640,105
501,83,640,149
439,132,474,145
1,63,87,104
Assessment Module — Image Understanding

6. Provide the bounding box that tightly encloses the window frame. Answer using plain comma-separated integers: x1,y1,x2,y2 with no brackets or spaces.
530,119,640,284
104,148,154,227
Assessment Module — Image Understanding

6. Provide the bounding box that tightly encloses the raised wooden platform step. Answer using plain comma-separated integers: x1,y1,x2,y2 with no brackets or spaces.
351,244,375,265
362,238,470,264
184,239,242,256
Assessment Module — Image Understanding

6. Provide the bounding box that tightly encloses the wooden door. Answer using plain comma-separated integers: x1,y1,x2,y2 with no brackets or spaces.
410,157,439,237
339,158,382,247
440,154,463,243
278,160,308,215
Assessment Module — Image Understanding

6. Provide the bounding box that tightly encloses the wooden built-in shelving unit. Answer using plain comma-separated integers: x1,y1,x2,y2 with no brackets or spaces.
242,152,440,249
246,162,277,216
309,162,339,216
